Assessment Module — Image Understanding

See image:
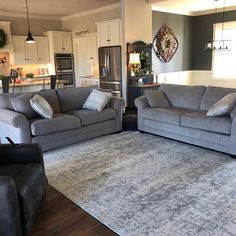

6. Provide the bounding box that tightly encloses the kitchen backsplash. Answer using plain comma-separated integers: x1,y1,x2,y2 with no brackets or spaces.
0,53,50,77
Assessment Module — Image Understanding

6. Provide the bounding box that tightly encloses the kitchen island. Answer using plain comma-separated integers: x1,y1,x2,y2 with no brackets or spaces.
0,75,64,94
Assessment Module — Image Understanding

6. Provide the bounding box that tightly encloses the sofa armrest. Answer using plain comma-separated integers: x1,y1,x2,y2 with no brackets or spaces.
0,109,31,143
110,97,125,111
0,143,45,169
0,176,22,236
109,97,125,131
134,96,150,110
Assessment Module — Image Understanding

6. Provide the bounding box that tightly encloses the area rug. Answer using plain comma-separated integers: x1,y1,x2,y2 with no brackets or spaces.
44,131,236,236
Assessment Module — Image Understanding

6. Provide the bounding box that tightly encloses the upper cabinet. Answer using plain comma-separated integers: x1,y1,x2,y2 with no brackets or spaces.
36,37,50,64
51,31,73,53
96,19,121,47
11,36,49,65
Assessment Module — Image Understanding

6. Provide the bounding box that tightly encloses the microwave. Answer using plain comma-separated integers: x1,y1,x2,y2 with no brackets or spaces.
55,54,74,73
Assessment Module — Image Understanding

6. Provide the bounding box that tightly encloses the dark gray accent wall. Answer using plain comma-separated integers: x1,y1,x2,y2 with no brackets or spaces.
152,11,192,73
192,10,236,70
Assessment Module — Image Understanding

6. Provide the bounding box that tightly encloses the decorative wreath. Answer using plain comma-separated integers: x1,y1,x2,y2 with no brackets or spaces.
153,26,178,63
0,29,7,48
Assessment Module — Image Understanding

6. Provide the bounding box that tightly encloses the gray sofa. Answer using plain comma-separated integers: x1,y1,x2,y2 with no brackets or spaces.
0,87,125,151
135,84,236,156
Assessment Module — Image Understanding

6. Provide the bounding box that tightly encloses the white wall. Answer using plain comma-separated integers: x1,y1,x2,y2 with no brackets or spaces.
121,0,152,103
158,70,236,88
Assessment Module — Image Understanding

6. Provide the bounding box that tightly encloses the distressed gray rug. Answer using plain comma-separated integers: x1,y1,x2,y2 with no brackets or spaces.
44,131,236,236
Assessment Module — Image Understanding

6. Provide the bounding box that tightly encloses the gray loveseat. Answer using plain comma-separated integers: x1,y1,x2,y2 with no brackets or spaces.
0,87,125,151
135,84,236,156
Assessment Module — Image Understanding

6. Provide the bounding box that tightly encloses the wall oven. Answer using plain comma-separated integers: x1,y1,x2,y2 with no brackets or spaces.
55,53,75,87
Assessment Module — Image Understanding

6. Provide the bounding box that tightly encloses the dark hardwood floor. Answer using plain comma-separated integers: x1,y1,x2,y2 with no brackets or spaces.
31,185,118,236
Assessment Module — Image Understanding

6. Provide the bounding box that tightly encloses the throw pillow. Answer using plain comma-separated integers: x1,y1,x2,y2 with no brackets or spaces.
207,93,236,117
83,89,112,112
144,90,171,108
30,94,54,119
10,93,38,119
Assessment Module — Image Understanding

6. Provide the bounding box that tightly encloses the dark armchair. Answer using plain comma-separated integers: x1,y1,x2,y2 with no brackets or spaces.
0,143,48,236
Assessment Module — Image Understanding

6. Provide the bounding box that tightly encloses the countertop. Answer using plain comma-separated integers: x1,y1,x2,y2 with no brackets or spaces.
0,75,57,88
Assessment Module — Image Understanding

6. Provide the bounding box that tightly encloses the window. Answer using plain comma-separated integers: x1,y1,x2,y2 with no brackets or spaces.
212,21,236,79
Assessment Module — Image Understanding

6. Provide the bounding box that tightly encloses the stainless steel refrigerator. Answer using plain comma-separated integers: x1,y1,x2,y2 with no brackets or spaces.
98,46,122,97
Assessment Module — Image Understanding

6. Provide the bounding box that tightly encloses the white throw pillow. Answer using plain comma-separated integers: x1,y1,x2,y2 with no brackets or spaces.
207,93,236,117
30,94,54,119
83,89,112,112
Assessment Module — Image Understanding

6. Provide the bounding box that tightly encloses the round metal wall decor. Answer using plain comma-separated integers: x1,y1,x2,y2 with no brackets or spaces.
0,29,7,49
153,26,178,63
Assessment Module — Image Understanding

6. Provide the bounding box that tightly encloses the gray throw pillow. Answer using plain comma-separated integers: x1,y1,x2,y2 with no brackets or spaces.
30,94,54,119
207,93,236,117
83,89,112,112
144,90,171,108
10,93,38,119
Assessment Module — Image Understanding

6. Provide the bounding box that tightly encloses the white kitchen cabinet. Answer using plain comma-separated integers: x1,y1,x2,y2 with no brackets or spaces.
11,36,49,65
36,37,50,64
11,37,26,64
87,34,98,63
73,34,98,86
96,19,121,47
52,32,72,53
11,36,37,64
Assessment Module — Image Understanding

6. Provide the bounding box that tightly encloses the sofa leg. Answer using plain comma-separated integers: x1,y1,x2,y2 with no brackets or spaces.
230,154,236,159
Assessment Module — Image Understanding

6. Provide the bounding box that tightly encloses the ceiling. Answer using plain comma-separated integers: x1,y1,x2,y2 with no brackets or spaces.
151,0,236,16
0,0,120,19
1,0,236,20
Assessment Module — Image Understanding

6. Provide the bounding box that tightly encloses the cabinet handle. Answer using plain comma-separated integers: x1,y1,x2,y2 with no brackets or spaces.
90,57,93,59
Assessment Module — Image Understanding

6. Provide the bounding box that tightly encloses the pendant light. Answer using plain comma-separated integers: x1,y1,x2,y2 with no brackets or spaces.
25,0,35,43
205,0,231,52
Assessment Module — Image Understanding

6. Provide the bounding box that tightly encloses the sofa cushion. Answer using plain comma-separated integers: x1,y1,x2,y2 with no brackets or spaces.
0,164,46,223
207,93,236,117
144,90,171,108
10,93,39,119
37,90,60,113
181,111,231,135
159,84,206,110
82,89,112,112
143,107,194,126
201,86,236,111
56,87,92,112
31,113,81,136
68,108,116,126
30,95,54,119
